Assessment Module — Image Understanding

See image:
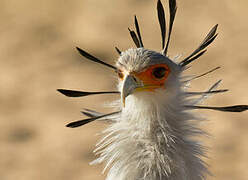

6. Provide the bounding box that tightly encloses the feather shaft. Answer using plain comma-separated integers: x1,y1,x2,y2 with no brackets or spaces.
188,66,221,81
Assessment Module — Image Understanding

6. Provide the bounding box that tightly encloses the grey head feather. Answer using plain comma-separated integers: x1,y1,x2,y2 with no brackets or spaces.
116,48,179,73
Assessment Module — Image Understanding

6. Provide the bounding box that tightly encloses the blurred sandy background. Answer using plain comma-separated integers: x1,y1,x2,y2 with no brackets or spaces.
0,0,248,179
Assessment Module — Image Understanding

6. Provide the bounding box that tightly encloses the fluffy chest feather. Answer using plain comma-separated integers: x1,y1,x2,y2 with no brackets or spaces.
92,90,208,180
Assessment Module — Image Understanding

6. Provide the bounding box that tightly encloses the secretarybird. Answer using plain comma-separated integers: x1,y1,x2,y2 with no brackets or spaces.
58,0,248,179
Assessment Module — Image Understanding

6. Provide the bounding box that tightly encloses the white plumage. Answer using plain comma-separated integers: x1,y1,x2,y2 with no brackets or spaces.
58,0,248,179
92,48,208,180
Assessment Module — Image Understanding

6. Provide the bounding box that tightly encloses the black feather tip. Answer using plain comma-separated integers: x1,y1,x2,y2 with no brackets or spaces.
128,28,140,48
76,47,117,70
157,0,166,50
57,89,119,97
185,105,248,112
66,111,121,128
134,15,144,47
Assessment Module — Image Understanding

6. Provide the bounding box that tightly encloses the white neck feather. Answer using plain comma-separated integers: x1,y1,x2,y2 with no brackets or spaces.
93,88,208,180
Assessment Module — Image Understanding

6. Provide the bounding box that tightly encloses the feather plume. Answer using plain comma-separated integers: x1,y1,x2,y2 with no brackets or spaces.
157,0,166,50
57,89,119,97
179,25,218,66
134,16,144,47
163,0,177,55
128,28,140,48
76,47,117,70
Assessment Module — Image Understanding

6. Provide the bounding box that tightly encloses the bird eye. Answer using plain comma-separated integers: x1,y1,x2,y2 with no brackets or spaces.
152,67,166,79
117,70,124,80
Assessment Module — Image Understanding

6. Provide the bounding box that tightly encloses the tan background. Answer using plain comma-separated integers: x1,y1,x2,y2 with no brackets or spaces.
0,0,248,179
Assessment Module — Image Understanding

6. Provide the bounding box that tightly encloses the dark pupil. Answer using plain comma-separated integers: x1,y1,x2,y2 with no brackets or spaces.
152,67,166,79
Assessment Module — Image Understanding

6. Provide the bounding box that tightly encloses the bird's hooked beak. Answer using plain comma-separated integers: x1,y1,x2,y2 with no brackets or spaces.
121,75,140,107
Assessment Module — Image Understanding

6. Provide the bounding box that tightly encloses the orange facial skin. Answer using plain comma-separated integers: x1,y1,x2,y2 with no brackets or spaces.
118,64,170,92
133,64,170,87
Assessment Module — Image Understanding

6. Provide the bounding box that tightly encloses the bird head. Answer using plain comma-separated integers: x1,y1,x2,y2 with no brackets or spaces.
116,48,180,107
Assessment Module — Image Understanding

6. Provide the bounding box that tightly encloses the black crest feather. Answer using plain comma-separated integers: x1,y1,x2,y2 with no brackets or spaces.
128,28,140,48
134,15,144,47
57,89,119,97
185,105,248,112
163,0,177,55
179,24,218,66
66,111,121,128
76,47,117,70
157,0,166,50
115,47,122,55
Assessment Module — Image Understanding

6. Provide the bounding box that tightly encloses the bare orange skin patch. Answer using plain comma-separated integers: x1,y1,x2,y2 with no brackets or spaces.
118,64,170,106
132,64,170,91
118,64,170,93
